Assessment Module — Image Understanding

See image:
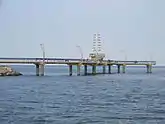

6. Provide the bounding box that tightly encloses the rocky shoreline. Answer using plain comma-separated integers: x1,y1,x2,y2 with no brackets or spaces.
0,66,22,76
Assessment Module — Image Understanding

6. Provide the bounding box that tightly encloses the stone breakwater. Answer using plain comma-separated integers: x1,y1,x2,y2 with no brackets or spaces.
0,66,22,76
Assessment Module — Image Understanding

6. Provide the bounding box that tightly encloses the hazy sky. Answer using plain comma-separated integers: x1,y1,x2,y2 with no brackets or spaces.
0,0,164,64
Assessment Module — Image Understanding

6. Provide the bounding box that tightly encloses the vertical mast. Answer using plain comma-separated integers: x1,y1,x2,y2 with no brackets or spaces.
92,33,102,54
97,33,102,53
90,33,105,61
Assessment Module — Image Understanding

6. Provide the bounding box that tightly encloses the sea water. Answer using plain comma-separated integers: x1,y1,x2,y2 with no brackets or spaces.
0,65,165,124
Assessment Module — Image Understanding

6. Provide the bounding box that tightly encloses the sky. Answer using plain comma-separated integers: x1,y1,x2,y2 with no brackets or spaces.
0,0,164,65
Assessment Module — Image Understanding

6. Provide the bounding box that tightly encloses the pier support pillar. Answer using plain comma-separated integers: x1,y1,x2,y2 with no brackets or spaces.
146,65,149,73
108,65,112,74
36,64,40,76
147,64,152,73
150,65,152,73
117,65,121,73
77,65,81,76
69,65,73,76
40,64,45,76
92,65,96,75
122,65,126,73
84,65,88,75
103,65,106,74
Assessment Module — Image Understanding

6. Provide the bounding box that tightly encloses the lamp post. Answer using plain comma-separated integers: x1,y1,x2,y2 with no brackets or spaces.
40,43,45,64
76,45,83,61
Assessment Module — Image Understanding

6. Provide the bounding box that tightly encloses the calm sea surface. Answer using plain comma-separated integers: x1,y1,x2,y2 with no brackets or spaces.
0,65,165,124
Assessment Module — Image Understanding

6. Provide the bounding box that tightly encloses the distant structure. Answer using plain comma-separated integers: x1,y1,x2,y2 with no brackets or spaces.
89,33,105,61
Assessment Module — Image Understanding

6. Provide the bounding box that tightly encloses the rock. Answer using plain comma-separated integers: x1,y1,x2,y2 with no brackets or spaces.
0,66,22,76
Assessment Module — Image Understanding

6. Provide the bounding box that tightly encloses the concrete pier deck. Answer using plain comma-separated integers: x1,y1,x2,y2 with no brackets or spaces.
0,58,156,76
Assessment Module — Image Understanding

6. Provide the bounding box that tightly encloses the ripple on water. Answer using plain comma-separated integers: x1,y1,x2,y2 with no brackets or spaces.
1,66,165,123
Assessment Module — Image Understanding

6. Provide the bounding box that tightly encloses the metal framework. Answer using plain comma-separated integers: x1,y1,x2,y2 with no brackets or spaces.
90,33,105,61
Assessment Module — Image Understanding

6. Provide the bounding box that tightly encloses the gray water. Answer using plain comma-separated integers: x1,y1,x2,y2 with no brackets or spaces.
0,65,165,124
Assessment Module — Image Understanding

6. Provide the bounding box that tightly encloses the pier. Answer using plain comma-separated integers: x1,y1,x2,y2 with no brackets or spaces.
0,58,156,76
0,34,156,76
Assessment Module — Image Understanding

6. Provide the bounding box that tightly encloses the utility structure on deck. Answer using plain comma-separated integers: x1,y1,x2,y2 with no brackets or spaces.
89,33,105,62
0,34,156,76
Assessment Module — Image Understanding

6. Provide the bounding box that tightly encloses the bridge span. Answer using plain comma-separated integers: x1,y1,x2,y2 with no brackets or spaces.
0,58,156,76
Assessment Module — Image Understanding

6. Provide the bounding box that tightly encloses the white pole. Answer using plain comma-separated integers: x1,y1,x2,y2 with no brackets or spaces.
40,43,45,64
76,45,83,60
